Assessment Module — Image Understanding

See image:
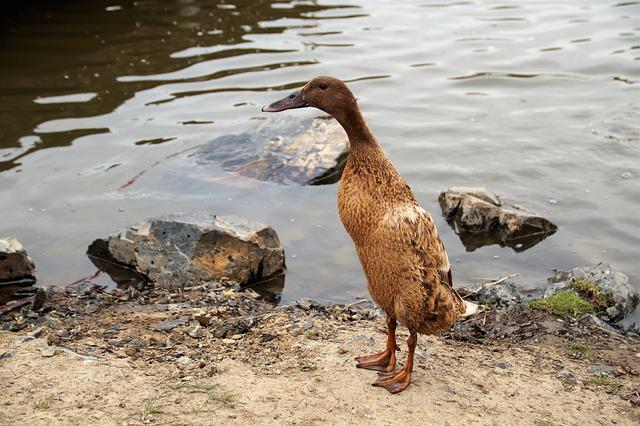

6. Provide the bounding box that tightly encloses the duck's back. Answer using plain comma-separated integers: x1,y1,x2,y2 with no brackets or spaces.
338,146,465,334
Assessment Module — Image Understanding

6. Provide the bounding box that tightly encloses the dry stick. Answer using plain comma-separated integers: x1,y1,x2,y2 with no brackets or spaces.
0,296,35,315
117,146,198,191
462,273,520,299
62,270,101,289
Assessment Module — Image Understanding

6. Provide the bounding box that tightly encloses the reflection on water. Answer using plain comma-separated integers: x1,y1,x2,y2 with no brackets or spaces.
1,0,639,303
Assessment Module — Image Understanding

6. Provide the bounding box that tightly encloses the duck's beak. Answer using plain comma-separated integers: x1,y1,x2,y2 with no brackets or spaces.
262,90,309,112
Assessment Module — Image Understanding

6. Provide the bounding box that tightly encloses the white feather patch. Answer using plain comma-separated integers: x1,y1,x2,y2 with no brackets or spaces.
381,203,425,228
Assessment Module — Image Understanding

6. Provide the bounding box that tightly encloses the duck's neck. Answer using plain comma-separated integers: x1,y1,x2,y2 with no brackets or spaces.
333,106,377,149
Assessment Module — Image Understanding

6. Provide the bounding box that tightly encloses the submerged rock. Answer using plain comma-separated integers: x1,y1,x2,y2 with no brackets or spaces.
87,213,285,289
549,262,638,327
192,116,349,185
438,187,557,252
0,237,36,284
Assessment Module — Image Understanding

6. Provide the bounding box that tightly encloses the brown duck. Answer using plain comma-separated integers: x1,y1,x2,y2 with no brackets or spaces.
263,76,476,394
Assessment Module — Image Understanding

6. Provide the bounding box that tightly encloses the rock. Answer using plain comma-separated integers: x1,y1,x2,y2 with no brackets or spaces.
556,368,577,386
41,346,56,357
151,318,189,332
87,213,285,289
459,280,522,306
296,298,322,311
176,356,193,366
496,361,512,370
437,187,557,252
579,314,618,333
260,333,277,342
192,116,349,185
551,262,638,323
0,237,36,284
586,364,619,376
618,304,639,334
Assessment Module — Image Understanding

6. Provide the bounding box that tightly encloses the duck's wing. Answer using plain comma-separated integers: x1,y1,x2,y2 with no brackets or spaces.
381,203,450,275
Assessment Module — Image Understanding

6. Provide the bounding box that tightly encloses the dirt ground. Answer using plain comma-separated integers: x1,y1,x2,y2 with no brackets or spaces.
1,285,639,425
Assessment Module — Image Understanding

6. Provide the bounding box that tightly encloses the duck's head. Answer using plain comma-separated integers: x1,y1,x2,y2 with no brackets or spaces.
262,76,356,117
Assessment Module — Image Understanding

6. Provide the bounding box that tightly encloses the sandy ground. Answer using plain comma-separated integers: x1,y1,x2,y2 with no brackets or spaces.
1,287,639,426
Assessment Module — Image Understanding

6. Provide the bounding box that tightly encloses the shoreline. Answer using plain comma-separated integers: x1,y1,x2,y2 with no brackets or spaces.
1,282,638,425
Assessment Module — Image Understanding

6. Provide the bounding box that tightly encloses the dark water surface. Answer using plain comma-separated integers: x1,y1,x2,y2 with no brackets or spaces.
1,0,639,303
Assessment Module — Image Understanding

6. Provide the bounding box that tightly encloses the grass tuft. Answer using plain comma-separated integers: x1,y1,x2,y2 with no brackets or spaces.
568,341,590,355
33,397,51,410
570,278,613,310
140,399,165,417
588,375,620,388
529,290,594,317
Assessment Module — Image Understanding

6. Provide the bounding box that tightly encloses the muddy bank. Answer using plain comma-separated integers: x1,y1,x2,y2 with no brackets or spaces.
1,281,639,425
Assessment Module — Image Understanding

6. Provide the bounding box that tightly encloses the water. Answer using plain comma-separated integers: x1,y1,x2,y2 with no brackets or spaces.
1,0,639,303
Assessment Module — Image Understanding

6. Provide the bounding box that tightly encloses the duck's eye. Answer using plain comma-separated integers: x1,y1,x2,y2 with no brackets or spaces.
319,83,328,90
288,93,296,99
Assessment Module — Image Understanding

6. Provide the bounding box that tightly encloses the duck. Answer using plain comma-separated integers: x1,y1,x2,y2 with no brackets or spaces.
262,76,476,394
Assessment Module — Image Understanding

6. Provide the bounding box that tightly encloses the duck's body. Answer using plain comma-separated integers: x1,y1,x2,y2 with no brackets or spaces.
338,141,465,335
263,76,472,394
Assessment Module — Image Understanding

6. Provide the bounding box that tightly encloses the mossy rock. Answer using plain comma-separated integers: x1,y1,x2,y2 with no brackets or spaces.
529,290,594,317
569,278,614,311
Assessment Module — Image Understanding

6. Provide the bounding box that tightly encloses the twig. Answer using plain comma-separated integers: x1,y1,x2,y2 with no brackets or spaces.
117,146,198,191
0,296,35,315
347,299,369,308
62,270,101,288
462,273,519,299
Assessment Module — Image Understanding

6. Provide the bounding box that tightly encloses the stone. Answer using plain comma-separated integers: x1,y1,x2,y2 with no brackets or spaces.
41,346,56,357
87,213,285,289
618,304,639,334
496,361,512,370
191,116,349,185
0,237,36,283
437,187,557,252
176,356,193,366
151,318,189,332
550,262,638,324
459,280,522,306
296,298,322,311
586,364,619,376
579,314,618,333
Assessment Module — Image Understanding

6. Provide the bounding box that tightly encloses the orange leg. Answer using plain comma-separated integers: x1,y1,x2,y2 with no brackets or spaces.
373,331,417,394
355,316,397,373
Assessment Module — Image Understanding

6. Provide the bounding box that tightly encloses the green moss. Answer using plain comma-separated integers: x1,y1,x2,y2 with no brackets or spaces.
588,375,620,388
570,278,613,310
529,290,594,317
568,341,590,354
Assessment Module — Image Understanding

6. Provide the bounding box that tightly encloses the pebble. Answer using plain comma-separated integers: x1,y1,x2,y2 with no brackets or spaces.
230,334,243,340
222,338,236,345
41,346,56,357
304,320,314,331
176,356,192,366
497,361,512,369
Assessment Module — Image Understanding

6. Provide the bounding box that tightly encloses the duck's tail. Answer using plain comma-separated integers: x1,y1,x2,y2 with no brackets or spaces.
462,300,479,317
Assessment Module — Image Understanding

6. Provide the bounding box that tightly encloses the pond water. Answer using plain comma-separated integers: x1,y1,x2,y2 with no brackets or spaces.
1,0,639,303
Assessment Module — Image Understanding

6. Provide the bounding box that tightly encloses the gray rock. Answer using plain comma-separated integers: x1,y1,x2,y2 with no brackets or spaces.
193,116,349,185
552,262,638,323
586,364,619,376
87,213,285,289
296,298,322,311
151,318,189,332
438,187,557,252
0,237,36,283
497,361,512,369
579,314,618,333
460,280,522,306
618,304,639,333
